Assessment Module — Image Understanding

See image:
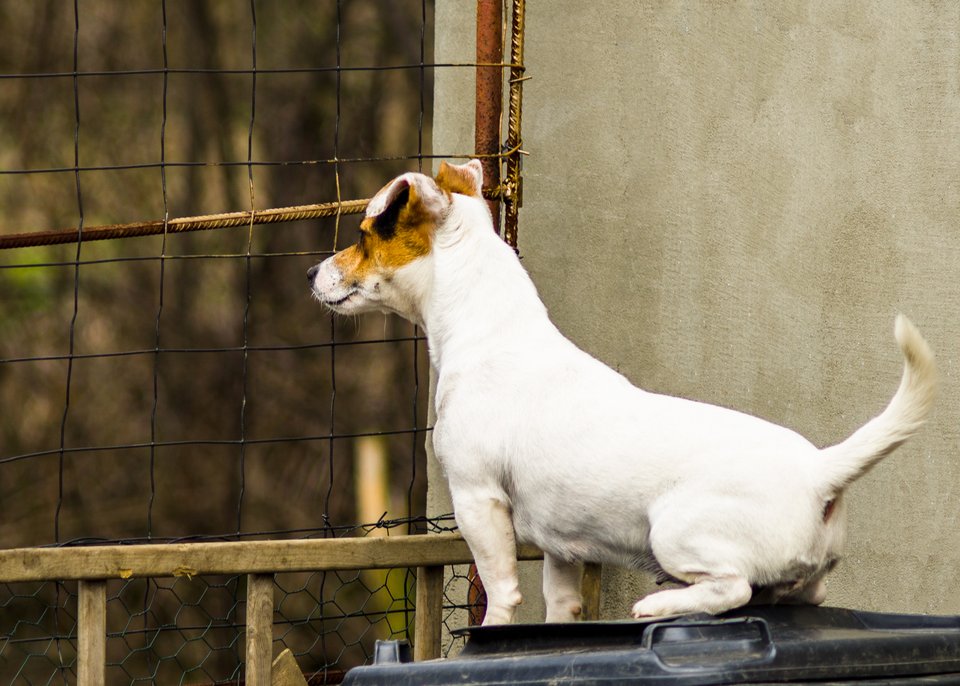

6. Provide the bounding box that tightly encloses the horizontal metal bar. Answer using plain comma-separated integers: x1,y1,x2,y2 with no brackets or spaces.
0,335,426,365
51,513,456,548
0,152,510,177
0,187,504,251
0,250,332,271
0,199,370,250
0,62,521,80
0,426,432,466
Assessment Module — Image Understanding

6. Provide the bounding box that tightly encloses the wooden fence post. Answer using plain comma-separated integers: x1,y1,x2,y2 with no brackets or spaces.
246,573,275,685
413,565,445,661
581,563,602,621
77,579,106,686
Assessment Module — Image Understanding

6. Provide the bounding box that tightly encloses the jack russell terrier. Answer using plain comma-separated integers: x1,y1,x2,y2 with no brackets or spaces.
307,160,937,624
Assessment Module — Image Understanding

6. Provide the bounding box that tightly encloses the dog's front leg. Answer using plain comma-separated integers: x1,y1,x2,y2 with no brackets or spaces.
543,554,583,622
452,492,522,625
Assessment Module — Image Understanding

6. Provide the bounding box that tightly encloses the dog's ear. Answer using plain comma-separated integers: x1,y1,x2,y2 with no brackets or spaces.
365,172,447,234
435,159,483,198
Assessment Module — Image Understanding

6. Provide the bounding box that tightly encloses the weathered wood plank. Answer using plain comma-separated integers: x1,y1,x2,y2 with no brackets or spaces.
246,573,275,686
0,534,542,583
413,565,445,661
581,562,603,621
271,648,308,686
77,580,106,686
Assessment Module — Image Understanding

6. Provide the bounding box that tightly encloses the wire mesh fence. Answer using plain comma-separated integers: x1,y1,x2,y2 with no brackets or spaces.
0,0,437,549
0,520,468,684
0,0,526,682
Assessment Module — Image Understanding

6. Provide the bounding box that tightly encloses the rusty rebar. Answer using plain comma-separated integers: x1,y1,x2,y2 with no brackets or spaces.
475,0,504,232
503,0,526,249
0,200,369,250
0,188,507,252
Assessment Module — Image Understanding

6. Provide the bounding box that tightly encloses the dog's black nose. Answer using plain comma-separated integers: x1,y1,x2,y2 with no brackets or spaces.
307,265,319,283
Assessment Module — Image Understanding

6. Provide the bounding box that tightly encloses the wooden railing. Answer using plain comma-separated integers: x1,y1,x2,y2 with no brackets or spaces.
0,533,562,685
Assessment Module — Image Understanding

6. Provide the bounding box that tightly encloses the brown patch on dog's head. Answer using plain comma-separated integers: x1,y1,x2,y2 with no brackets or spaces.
435,160,483,198
332,177,436,280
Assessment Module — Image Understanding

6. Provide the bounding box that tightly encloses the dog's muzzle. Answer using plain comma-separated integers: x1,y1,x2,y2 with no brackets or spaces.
307,259,357,310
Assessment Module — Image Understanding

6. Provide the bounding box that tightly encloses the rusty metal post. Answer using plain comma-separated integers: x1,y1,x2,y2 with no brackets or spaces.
467,0,506,625
475,0,503,232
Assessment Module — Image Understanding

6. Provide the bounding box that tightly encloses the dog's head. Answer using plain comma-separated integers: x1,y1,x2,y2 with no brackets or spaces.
307,160,484,323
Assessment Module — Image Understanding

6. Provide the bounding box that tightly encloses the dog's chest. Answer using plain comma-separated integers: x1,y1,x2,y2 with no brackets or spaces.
432,371,516,468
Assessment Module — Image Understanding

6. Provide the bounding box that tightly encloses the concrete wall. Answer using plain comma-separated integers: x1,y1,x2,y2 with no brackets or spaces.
433,1,960,621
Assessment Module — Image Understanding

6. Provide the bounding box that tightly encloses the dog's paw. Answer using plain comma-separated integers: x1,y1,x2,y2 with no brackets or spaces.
631,592,678,619
631,576,752,618
480,589,523,626
545,600,582,623
481,604,519,626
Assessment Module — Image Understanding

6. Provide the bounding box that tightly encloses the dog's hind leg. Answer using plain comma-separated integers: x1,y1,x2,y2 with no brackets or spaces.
543,554,583,623
452,492,523,625
636,498,760,617
631,575,752,618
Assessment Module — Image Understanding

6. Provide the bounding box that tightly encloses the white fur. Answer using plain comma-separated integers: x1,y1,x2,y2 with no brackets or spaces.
309,162,937,624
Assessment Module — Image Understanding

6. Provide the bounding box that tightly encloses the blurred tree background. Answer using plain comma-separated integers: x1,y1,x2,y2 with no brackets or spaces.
0,2,443,681
0,0,435,546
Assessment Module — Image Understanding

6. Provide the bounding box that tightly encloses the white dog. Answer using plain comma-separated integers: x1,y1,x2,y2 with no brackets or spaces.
308,160,937,625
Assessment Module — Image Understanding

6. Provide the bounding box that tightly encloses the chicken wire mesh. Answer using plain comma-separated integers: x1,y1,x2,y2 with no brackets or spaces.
0,0,525,682
1,521,465,684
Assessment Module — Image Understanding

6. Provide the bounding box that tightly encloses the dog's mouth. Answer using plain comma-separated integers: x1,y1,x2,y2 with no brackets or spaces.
317,289,357,309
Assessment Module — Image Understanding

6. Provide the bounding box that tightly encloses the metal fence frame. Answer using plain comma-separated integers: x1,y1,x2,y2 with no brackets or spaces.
0,1,531,682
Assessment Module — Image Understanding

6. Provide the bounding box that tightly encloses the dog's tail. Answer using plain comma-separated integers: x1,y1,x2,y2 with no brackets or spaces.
816,315,937,495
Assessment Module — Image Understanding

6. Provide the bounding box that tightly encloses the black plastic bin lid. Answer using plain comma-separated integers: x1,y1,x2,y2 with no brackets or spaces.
341,605,960,685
